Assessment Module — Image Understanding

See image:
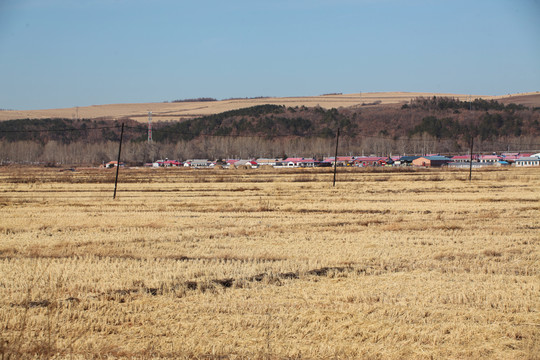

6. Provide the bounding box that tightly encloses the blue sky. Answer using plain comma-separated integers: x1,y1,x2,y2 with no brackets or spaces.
1,0,539,110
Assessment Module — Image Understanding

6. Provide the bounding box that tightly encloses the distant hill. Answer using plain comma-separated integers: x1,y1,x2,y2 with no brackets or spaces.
2,99,537,141
1,91,538,122
496,92,540,108
1,97,539,165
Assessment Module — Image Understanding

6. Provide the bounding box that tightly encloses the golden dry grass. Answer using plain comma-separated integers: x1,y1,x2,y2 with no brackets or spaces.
0,92,507,122
0,166,538,359
3,92,539,122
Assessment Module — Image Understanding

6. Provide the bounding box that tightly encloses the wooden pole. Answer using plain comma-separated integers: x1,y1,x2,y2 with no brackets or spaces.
333,127,340,187
113,123,124,199
469,136,474,182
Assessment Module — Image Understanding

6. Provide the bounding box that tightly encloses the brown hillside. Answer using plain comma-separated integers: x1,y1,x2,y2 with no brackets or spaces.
0,92,493,122
495,92,540,107
1,91,538,122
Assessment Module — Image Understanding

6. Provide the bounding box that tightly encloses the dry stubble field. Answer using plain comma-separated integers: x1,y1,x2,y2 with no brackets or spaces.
0,166,538,359
0,92,500,122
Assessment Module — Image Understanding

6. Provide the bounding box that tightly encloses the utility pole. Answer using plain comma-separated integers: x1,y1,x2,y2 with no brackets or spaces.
469,136,474,182
113,123,124,199
333,127,340,187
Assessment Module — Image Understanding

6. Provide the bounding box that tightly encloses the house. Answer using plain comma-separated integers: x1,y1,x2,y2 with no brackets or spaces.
352,156,387,167
501,153,533,164
218,159,239,169
412,156,451,167
184,159,213,168
448,154,481,168
382,157,394,166
515,156,540,167
315,161,333,167
502,152,520,157
278,157,316,168
153,159,181,167
233,160,258,169
324,156,355,166
394,156,421,166
104,161,124,168
451,155,478,163
256,158,281,167
164,159,181,167
479,154,503,163
281,157,303,167
296,158,317,167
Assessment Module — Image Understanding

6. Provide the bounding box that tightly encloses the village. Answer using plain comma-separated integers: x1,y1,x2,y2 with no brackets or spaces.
118,152,540,169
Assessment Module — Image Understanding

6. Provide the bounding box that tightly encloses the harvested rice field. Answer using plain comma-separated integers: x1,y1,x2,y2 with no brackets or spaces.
0,166,538,359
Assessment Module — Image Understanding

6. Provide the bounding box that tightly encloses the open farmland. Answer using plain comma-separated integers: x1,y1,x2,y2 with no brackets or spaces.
0,166,538,359
2,91,539,122
0,92,481,122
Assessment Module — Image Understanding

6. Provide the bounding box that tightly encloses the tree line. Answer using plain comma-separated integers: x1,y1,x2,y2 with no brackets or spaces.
402,96,528,112
408,113,525,141
1,98,539,165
